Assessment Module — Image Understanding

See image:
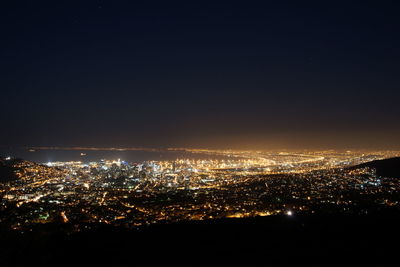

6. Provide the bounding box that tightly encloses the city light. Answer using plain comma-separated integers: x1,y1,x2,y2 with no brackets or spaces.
0,149,399,231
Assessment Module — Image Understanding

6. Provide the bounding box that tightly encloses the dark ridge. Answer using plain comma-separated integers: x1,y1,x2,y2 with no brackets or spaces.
0,157,23,183
354,157,400,178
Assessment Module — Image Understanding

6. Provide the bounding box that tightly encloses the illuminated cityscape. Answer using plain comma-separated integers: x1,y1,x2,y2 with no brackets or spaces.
1,148,399,232
2,0,400,265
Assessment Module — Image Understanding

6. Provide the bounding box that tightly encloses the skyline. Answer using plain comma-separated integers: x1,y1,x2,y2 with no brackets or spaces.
1,0,400,149
2,149,400,227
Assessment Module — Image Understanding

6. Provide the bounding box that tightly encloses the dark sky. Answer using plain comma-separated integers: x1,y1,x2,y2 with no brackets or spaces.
1,0,400,149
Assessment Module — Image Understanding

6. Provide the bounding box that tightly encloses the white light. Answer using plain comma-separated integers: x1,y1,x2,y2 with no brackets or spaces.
5,156,11,160
286,210,293,216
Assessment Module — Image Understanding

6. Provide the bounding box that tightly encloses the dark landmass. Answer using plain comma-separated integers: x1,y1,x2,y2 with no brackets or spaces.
355,157,400,178
1,209,400,266
0,158,21,183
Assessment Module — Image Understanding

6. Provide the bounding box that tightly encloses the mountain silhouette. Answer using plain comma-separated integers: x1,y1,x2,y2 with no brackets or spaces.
355,157,400,178
0,157,23,182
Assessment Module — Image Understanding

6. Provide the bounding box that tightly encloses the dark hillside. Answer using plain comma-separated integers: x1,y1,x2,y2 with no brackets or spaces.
0,158,22,183
355,157,400,178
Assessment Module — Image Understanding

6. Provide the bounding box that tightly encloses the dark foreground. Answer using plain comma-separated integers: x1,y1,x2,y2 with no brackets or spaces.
1,210,400,267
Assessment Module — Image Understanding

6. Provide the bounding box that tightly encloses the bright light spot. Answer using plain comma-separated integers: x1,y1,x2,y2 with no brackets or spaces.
286,210,293,216
5,156,11,160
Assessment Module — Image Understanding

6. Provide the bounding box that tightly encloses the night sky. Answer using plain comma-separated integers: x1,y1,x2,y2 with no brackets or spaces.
1,0,400,149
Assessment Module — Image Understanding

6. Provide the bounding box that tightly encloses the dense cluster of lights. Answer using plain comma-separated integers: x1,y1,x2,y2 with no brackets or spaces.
0,149,399,231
